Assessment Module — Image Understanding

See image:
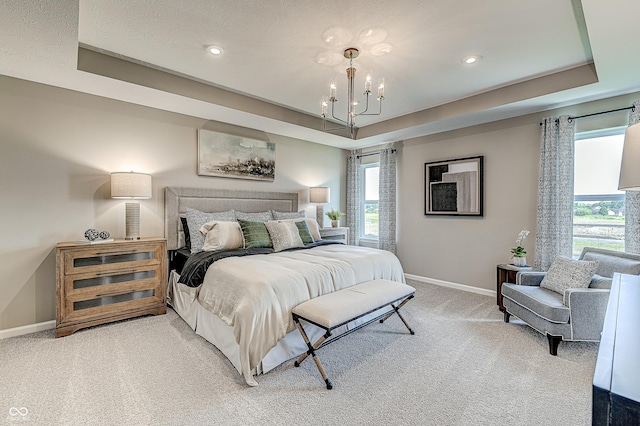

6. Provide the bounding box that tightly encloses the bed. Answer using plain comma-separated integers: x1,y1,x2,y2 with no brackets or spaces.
164,187,406,386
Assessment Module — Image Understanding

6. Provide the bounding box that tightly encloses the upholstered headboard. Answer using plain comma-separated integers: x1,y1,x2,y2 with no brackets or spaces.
164,187,299,250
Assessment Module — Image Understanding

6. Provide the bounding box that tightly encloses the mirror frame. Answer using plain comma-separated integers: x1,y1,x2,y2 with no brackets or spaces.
424,155,484,216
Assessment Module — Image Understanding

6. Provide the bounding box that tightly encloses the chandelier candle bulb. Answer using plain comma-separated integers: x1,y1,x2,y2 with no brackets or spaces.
321,96,328,116
378,77,385,100
329,79,337,101
365,71,373,93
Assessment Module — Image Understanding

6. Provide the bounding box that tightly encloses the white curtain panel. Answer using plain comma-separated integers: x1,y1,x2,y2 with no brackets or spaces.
378,145,397,253
346,150,362,246
534,115,576,271
625,101,640,254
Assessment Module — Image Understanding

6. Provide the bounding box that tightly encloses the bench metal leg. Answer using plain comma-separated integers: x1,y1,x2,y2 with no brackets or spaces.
293,319,333,389
379,297,415,335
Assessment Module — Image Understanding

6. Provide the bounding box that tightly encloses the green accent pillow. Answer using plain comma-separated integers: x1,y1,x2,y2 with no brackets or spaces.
295,221,315,244
237,219,272,249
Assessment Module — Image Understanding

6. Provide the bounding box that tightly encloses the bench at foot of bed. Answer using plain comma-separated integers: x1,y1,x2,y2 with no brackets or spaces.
292,279,415,389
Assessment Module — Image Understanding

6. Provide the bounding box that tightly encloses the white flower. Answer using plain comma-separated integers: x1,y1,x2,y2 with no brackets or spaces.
515,229,530,246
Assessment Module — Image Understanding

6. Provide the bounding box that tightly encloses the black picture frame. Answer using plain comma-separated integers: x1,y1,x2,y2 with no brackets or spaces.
424,156,484,216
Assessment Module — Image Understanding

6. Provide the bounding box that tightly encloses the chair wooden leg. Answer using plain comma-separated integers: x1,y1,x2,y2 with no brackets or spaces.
547,334,562,356
503,311,511,323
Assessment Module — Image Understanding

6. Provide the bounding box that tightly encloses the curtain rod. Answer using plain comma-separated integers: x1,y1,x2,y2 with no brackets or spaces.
356,148,396,159
540,105,635,125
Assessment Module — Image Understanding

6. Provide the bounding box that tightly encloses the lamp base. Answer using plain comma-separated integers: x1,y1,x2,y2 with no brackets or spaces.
316,204,324,229
125,202,141,240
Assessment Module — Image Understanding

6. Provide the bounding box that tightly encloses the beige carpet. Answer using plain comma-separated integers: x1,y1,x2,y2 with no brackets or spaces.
0,281,597,425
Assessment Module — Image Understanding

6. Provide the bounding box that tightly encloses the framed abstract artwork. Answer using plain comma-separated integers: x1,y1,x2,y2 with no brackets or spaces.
197,129,276,181
424,156,484,216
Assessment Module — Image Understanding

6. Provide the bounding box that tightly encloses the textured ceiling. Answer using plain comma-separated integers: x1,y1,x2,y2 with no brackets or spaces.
2,1,640,148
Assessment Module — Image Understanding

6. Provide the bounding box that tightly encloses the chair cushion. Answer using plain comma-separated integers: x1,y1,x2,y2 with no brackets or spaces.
540,257,598,295
581,251,640,278
589,274,613,289
502,283,570,323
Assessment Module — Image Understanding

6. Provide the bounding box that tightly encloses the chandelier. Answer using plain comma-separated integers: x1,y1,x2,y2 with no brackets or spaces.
321,48,385,139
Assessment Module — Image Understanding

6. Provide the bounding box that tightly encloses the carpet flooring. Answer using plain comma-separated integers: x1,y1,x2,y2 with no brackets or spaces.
0,280,598,425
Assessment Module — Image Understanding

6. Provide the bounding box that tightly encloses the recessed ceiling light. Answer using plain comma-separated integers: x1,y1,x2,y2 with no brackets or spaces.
206,45,224,56
463,55,480,65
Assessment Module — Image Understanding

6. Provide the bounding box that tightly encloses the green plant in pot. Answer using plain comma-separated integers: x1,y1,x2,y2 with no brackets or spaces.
326,209,345,228
510,229,530,266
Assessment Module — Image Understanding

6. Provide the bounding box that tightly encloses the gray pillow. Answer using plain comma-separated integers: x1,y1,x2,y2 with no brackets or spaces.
185,207,236,253
540,257,599,296
265,220,304,252
271,210,306,220
235,211,273,222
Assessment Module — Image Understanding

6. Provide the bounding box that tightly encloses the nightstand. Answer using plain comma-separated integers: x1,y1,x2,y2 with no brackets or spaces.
319,227,349,245
55,237,167,337
496,263,531,312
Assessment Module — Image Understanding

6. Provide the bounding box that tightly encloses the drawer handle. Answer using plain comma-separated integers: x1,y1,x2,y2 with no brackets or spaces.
94,249,139,255
95,269,138,276
95,289,137,298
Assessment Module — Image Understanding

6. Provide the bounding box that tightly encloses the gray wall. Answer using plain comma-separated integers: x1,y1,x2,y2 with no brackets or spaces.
397,92,640,292
0,75,346,331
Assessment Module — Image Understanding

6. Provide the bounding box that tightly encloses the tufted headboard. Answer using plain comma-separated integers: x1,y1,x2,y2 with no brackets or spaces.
164,187,299,251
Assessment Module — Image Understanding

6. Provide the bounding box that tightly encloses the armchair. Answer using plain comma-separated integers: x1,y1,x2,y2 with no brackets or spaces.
501,247,640,355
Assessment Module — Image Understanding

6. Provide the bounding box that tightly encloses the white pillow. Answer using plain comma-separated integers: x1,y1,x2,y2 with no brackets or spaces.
265,220,304,252
199,221,244,252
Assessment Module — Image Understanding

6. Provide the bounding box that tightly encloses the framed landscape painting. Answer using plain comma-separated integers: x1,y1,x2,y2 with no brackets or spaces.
424,155,484,216
198,129,276,181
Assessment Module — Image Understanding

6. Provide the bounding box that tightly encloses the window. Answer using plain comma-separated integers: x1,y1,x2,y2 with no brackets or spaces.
361,164,379,239
573,128,626,256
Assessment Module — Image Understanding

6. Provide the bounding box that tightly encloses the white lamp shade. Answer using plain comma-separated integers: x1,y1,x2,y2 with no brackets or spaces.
310,187,330,203
111,172,152,199
619,123,640,191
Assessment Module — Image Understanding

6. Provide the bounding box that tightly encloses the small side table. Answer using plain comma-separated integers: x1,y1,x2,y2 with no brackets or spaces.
319,227,349,245
496,263,531,312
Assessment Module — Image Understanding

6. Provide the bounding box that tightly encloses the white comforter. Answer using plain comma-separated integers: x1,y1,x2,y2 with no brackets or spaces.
196,244,405,386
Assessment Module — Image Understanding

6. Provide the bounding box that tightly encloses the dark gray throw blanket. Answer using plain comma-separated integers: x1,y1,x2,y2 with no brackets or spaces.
178,240,341,288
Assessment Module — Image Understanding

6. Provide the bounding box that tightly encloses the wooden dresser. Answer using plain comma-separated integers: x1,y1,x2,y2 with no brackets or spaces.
55,237,167,337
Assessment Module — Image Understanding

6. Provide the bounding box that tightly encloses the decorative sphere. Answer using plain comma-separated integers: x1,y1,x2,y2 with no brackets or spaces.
99,231,110,240
84,229,99,241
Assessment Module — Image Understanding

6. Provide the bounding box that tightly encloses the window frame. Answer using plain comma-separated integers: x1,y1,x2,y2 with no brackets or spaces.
360,163,380,241
572,127,626,256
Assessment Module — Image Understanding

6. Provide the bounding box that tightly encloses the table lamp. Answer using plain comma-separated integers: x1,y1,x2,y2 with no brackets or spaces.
111,172,152,240
309,187,330,228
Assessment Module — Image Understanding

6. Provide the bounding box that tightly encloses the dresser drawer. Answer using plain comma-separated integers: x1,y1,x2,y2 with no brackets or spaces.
62,278,163,323
63,243,162,276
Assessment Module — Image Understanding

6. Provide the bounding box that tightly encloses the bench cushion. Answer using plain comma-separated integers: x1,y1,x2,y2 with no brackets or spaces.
292,279,415,329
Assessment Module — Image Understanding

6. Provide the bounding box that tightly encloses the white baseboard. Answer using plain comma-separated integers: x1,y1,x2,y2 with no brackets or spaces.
404,273,496,298
0,320,55,340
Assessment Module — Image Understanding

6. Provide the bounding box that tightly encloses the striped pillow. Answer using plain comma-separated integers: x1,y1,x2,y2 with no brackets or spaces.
237,219,273,249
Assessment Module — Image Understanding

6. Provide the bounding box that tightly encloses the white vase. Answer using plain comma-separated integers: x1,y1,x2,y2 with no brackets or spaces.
512,256,526,267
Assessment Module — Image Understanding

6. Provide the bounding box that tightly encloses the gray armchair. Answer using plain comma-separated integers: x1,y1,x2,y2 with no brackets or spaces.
501,247,640,355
